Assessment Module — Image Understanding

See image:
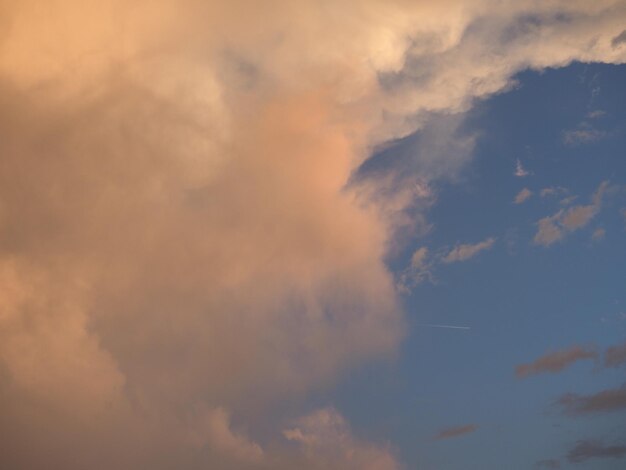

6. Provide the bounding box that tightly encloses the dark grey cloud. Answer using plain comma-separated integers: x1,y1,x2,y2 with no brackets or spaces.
612,29,626,47
515,346,597,378
435,424,477,440
567,440,626,463
557,384,626,415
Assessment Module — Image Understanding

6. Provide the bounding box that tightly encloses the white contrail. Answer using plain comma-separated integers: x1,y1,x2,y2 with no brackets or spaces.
420,323,471,330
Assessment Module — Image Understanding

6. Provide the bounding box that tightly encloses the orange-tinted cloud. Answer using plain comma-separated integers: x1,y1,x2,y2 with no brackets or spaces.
435,424,478,440
516,346,597,378
557,384,626,415
1,1,626,468
567,440,626,463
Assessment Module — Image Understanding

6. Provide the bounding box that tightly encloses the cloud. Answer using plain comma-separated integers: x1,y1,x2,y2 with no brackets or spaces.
442,237,496,263
514,188,533,204
567,440,626,463
190,408,264,464
516,346,597,378
605,340,626,367
562,128,607,146
612,29,626,47
435,424,477,440
515,159,530,177
534,181,608,245
283,408,399,470
559,195,578,206
535,459,560,469
587,110,606,119
592,227,606,240
397,246,434,292
534,212,566,246
557,384,626,414
1,0,626,468
540,187,568,198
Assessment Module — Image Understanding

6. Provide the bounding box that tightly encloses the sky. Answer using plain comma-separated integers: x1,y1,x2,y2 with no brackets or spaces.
0,1,625,469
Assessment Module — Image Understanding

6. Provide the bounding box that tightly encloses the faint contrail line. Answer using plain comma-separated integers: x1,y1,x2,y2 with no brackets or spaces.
420,324,471,330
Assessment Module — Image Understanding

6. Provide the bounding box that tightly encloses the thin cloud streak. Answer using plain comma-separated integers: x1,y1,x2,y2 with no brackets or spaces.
435,424,477,440
567,440,626,463
557,384,626,415
442,237,496,263
516,346,597,378
420,324,471,330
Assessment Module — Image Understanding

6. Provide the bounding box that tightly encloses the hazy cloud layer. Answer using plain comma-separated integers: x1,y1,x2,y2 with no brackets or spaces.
558,384,626,414
516,346,597,378
567,440,626,463
1,0,626,468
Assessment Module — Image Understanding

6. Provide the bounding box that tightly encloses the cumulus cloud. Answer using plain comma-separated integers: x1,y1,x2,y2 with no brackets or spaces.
1,0,626,468
514,188,532,204
605,340,626,368
283,408,399,470
443,237,496,263
567,440,626,463
435,424,478,440
557,384,626,415
191,408,264,464
534,181,608,245
516,346,597,378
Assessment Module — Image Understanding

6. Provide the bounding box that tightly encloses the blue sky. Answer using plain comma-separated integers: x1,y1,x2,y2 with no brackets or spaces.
330,62,626,470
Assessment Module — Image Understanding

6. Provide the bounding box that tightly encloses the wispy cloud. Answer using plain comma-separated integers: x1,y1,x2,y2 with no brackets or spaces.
591,227,605,241
443,237,496,263
516,346,597,378
605,340,626,368
534,181,608,246
587,110,606,119
557,384,626,415
567,440,626,463
435,424,477,440
514,188,532,204
515,159,530,177
535,459,560,469
397,246,434,293
540,187,568,198
562,128,607,146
